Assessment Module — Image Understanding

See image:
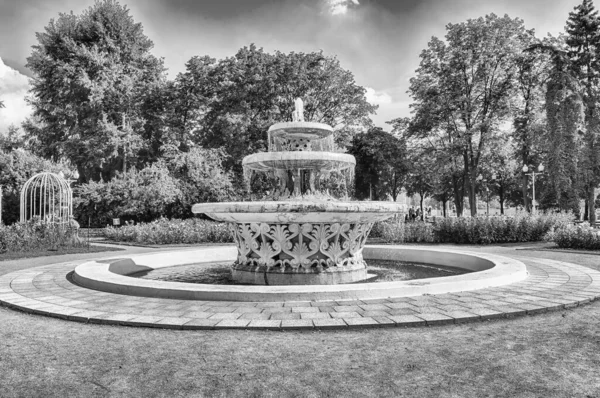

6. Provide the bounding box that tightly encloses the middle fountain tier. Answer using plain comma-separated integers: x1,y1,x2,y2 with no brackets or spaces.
192,98,403,285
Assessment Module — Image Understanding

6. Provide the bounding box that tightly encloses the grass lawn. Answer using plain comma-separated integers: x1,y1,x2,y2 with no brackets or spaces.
0,245,599,397
0,245,124,262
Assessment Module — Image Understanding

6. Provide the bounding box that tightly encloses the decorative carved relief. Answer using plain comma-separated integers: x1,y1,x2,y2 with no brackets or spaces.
230,222,373,273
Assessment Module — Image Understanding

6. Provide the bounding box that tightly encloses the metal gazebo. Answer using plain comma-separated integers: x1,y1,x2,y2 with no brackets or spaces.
20,172,73,224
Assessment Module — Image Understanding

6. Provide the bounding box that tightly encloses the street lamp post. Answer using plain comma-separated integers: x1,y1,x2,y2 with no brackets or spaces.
523,164,545,214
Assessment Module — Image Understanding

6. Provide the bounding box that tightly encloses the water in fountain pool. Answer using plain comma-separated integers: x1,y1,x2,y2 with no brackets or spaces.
130,260,471,285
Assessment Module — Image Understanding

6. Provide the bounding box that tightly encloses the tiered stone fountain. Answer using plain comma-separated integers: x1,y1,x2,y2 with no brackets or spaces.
192,99,403,285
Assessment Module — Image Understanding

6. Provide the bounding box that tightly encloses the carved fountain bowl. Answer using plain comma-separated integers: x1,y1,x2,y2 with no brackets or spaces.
268,121,333,140
192,201,403,285
242,151,355,172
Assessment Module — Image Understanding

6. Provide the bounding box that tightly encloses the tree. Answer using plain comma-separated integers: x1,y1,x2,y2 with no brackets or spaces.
168,45,377,181
513,42,551,211
408,14,531,216
540,42,585,213
566,0,600,223
347,127,408,201
25,0,166,182
74,163,181,226
0,125,25,152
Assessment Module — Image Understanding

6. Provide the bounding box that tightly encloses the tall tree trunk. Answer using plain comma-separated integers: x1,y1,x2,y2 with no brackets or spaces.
419,193,424,221
522,174,529,212
468,173,477,217
499,183,505,215
442,199,447,217
451,175,464,217
589,187,596,225
584,192,589,221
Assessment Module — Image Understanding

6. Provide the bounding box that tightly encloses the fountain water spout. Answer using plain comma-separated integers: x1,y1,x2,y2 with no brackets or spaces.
292,98,305,122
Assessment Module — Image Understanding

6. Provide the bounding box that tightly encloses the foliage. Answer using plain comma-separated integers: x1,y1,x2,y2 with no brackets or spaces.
546,223,600,250
372,213,573,245
25,0,166,182
102,218,232,244
408,14,532,217
0,149,74,225
74,164,181,226
168,45,377,179
566,0,600,223
348,127,408,201
0,219,84,253
371,220,435,243
161,146,235,217
432,212,573,244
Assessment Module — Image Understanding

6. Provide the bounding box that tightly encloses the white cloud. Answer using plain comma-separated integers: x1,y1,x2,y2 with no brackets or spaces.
0,57,32,133
365,87,392,105
326,0,359,15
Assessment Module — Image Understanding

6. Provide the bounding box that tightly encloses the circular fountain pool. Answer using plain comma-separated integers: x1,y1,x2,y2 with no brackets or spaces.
72,245,528,302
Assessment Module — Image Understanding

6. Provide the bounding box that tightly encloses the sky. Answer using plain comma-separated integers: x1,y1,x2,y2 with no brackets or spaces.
0,0,585,133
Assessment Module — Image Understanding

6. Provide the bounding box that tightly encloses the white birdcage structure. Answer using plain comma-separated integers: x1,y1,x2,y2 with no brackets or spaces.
20,172,73,224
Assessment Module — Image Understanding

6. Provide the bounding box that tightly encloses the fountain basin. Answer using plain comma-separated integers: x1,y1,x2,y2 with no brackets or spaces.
242,151,355,172
192,200,402,285
72,245,529,302
268,121,333,139
191,200,402,223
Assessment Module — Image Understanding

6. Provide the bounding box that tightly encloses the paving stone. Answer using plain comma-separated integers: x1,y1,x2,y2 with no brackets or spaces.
215,319,251,329
360,310,391,317
372,316,396,326
444,311,480,323
280,319,314,329
283,301,312,307
358,304,390,311
310,301,337,307
153,317,194,329
182,311,213,319
330,311,361,319
127,316,164,327
467,308,505,318
238,313,271,320
359,298,391,304
182,318,220,329
246,320,282,330
386,302,418,309
386,308,418,316
387,315,426,326
332,305,362,312
313,318,347,329
416,313,454,325
233,307,263,314
342,317,379,327
291,306,320,313
269,312,301,320
95,313,139,323
300,312,331,320
209,312,242,320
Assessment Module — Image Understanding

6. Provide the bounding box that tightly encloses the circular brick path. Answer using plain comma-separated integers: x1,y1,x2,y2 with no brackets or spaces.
1,256,599,330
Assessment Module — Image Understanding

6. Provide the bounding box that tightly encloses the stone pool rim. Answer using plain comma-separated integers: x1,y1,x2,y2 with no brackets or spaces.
72,245,528,302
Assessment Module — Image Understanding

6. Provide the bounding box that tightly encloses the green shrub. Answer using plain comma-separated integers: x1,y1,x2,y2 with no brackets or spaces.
546,224,600,250
372,212,573,245
373,220,435,243
0,219,84,253
103,218,233,245
432,213,573,244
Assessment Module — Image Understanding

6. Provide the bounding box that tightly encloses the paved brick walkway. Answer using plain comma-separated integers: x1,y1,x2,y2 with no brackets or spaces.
1,256,599,330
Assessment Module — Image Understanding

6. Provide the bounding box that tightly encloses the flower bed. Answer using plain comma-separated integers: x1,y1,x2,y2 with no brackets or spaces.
372,213,573,245
102,218,233,245
0,219,84,253
545,223,600,250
